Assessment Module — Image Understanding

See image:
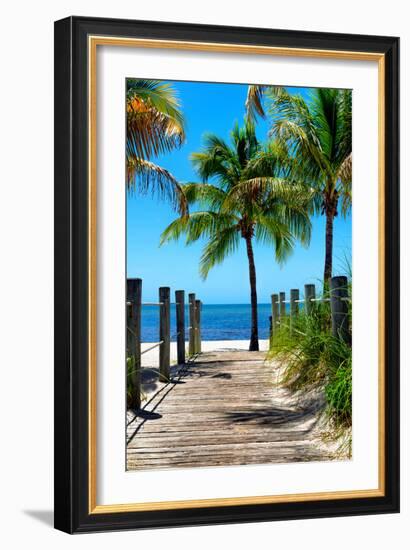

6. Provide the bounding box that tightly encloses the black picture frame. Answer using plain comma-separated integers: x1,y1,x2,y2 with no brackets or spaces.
54,16,400,534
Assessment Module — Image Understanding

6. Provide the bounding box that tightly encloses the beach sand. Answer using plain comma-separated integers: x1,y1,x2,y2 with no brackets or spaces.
141,339,269,368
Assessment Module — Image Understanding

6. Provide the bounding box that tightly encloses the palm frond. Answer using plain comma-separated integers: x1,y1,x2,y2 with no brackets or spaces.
337,152,352,185
255,216,294,264
309,88,338,162
127,157,187,214
126,79,185,160
244,139,291,179
231,122,260,167
245,85,267,123
159,216,190,245
199,226,241,279
267,86,352,191
265,203,312,246
127,107,184,160
335,89,352,167
127,79,185,129
182,183,226,210
190,151,237,186
222,177,315,215
264,87,332,180
337,153,352,216
160,211,237,246
273,119,329,181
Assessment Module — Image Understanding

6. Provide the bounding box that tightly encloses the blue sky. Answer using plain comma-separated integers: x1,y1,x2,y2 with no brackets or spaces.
127,81,351,304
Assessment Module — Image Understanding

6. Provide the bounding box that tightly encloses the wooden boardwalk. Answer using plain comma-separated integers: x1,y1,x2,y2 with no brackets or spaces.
127,350,330,470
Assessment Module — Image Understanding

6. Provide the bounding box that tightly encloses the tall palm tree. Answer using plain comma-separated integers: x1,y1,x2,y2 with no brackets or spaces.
160,123,312,351
126,79,187,213
246,86,352,283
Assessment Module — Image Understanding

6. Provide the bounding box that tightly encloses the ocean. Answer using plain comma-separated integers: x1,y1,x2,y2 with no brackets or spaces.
140,303,290,342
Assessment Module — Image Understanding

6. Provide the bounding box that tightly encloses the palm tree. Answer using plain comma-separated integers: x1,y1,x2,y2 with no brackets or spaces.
126,79,187,213
160,124,312,351
246,86,352,283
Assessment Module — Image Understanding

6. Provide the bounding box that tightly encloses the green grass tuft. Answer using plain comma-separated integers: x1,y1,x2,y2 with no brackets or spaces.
268,292,352,428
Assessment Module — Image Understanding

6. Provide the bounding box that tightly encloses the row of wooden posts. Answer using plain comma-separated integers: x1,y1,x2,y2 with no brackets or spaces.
127,278,202,409
270,275,350,343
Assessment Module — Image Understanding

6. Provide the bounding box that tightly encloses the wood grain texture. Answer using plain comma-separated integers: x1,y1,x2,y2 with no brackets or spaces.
127,350,331,470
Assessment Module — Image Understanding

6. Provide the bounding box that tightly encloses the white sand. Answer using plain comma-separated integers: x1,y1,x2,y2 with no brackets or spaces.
141,339,269,367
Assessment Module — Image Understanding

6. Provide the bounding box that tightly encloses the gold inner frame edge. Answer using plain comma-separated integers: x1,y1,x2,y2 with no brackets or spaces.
88,35,386,514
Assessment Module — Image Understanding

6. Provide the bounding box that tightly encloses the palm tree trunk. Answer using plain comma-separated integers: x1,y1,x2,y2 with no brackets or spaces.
324,207,334,285
245,235,259,351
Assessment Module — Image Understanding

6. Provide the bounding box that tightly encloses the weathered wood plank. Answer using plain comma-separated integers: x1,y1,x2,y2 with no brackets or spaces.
127,349,330,470
127,433,315,448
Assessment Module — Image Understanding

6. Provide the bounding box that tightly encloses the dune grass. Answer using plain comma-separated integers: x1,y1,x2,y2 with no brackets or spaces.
268,289,352,429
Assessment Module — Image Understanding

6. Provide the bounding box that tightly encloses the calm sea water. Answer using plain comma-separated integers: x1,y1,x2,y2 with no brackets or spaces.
141,303,291,342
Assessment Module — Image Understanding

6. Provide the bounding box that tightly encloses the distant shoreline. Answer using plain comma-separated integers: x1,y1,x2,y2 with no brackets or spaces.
141,302,274,306
139,303,277,342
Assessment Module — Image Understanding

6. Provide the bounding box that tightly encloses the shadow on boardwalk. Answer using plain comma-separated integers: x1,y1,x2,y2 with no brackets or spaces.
126,350,333,470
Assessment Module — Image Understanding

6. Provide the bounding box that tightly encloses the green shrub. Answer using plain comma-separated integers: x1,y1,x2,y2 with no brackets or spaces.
269,293,352,428
325,359,352,427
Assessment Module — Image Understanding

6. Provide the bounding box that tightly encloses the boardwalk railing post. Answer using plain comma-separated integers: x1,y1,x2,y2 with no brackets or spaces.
188,293,196,356
127,278,141,409
279,291,286,324
290,288,299,334
330,276,350,343
271,293,279,336
175,290,185,365
304,283,316,315
195,299,202,353
159,287,170,382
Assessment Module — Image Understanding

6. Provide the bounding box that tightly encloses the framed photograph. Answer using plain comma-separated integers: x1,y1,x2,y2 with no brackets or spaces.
54,16,399,533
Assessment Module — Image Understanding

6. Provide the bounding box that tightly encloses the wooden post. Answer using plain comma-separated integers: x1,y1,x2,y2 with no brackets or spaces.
195,299,202,353
175,290,185,365
188,293,196,356
290,289,299,333
159,287,170,382
330,276,350,343
304,283,316,315
271,293,279,335
279,291,286,323
126,278,141,409
290,289,299,317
